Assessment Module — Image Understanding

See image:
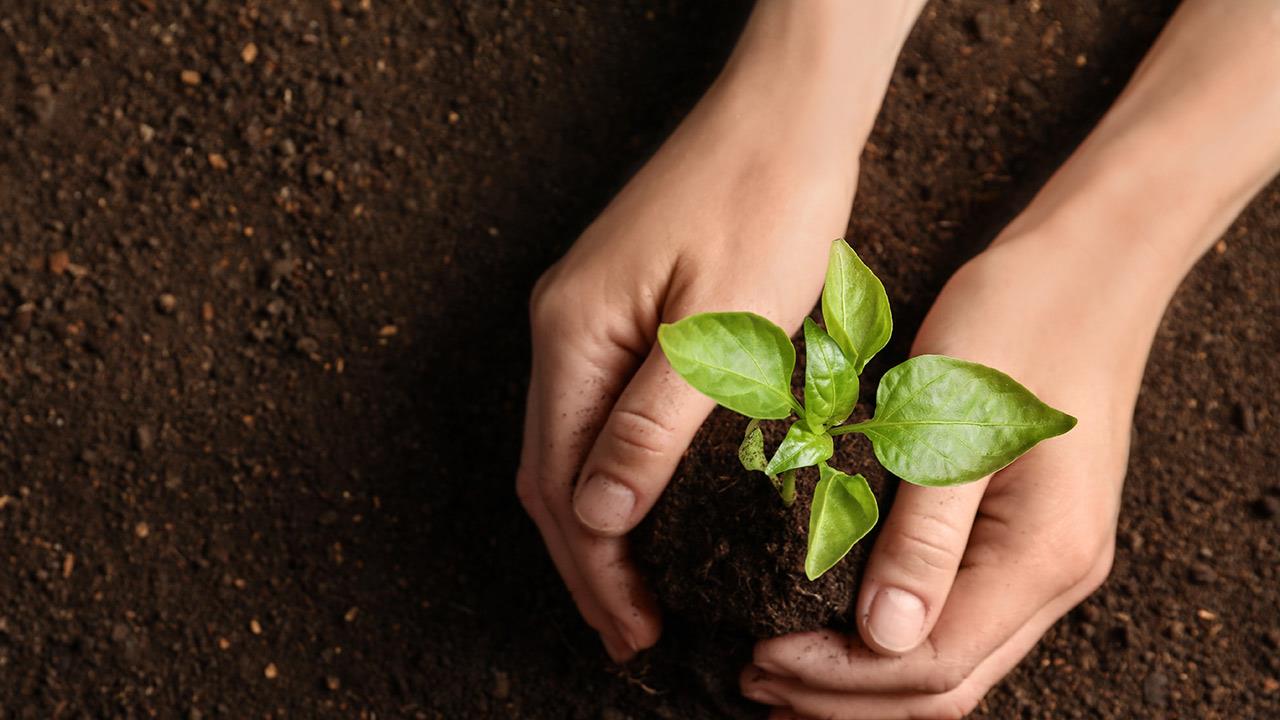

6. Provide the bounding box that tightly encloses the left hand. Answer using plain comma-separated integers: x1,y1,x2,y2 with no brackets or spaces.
740,235,1148,719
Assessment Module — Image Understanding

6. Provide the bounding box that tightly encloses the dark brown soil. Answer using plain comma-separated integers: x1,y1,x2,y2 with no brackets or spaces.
1,1,1277,719
635,380,891,639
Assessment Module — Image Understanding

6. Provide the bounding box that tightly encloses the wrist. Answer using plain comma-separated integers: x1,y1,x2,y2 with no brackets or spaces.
997,0,1280,303
718,0,924,149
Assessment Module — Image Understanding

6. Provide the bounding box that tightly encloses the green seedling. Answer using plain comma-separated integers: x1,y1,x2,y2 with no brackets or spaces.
658,239,1076,580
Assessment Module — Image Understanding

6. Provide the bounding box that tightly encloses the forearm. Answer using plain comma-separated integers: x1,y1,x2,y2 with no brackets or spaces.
698,1,926,179
959,0,1280,416
1002,0,1280,303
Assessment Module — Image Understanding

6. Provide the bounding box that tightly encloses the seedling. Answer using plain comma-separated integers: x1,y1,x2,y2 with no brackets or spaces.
658,239,1076,580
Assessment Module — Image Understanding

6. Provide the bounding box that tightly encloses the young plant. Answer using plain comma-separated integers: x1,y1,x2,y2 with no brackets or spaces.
657,239,1076,580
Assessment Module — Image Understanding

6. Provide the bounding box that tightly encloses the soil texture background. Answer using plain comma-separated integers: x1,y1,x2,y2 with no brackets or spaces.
0,1,1277,718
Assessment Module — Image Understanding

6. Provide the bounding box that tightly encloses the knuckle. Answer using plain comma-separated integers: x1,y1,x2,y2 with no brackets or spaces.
1047,533,1112,592
886,518,965,578
529,265,573,331
604,407,675,458
537,476,568,511
1077,541,1116,595
931,688,983,720
514,467,543,514
923,658,971,695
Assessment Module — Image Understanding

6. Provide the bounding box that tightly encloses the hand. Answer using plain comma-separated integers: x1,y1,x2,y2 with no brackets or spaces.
515,0,923,662
742,0,1280,712
741,237,1138,718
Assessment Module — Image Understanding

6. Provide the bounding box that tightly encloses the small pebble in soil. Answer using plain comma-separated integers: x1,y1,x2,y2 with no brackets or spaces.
1189,562,1217,585
264,663,278,680
1253,496,1279,519
48,250,70,275
325,675,341,691
31,83,56,123
13,303,35,334
133,424,155,452
250,619,262,635
156,293,177,315
1234,402,1257,434
1263,629,1280,650
134,522,150,539
267,258,298,287
972,10,999,43
241,42,258,64
208,153,228,171
1143,670,1170,707
180,70,201,86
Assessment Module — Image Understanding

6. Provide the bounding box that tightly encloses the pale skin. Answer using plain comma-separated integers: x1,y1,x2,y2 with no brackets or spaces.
516,1,1280,717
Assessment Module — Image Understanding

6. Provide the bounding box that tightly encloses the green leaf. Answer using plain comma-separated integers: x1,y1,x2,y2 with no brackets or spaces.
805,465,878,580
821,239,892,374
765,423,833,476
738,419,767,473
803,318,858,429
855,355,1077,487
658,312,797,419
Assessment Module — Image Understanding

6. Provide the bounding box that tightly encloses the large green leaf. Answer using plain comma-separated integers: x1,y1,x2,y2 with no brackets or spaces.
805,465,878,580
765,423,833,476
803,318,858,430
854,355,1077,487
658,312,797,419
821,239,892,374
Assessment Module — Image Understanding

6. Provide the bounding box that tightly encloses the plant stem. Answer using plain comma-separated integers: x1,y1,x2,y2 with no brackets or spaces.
788,396,807,418
780,470,797,507
828,420,874,437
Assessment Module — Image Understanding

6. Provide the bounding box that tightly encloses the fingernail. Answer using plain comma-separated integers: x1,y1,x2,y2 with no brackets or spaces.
865,586,926,653
743,686,785,706
574,474,635,534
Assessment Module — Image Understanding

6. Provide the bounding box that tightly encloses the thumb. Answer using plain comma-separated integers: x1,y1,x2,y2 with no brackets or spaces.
572,346,715,537
856,480,988,655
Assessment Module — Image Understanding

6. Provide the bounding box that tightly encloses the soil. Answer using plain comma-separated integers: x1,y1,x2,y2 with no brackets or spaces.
634,356,893,639
1,1,1277,719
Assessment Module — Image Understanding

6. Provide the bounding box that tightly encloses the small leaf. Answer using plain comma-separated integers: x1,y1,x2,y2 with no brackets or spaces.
738,419,767,473
803,318,858,429
805,465,878,580
821,239,892,373
857,355,1077,486
765,423,833,476
658,312,796,420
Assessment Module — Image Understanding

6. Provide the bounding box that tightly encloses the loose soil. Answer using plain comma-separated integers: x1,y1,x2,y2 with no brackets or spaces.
634,352,893,639
1,1,1277,719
